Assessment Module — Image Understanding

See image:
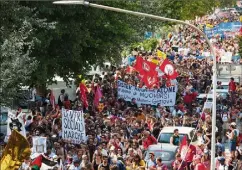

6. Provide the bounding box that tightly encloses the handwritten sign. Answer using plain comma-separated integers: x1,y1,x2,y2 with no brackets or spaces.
62,109,86,144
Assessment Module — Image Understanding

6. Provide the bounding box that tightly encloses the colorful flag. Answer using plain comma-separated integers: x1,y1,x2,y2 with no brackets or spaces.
93,85,102,106
0,130,31,170
79,83,88,108
142,75,158,88
30,154,57,170
159,59,178,80
179,135,187,160
157,50,167,59
133,56,158,77
31,154,42,168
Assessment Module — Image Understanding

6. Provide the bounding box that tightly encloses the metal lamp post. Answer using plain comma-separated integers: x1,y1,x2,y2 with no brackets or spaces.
53,1,217,169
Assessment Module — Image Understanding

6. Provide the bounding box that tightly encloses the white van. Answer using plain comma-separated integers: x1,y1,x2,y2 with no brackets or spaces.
157,126,198,145
47,76,77,102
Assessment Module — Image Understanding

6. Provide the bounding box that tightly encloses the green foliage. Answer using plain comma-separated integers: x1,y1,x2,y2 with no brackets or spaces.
131,38,158,52
0,20,38,106
0,0,237,106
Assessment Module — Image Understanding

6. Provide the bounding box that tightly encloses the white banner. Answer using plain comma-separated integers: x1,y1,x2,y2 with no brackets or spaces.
117,80,177,106
7,110,26,138
32,136,47,154
62,109,86,144
220,52,232,63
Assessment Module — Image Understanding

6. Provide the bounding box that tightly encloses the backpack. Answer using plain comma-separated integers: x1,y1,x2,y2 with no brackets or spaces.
58,94,63,107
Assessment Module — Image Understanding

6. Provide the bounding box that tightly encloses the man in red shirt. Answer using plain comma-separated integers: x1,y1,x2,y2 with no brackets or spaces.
142,130,157,150
183,92,193,113
194,155,206,170
229,77,236,92
229,77,236,104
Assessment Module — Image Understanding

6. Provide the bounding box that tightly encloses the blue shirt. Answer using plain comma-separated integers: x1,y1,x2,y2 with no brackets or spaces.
128,56,136,65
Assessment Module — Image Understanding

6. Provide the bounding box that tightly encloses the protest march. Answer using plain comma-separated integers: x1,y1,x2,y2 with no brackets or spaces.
0,2,242,170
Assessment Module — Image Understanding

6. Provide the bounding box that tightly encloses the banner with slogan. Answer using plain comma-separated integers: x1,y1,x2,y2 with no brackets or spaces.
204,21,242,38
117,80,177,106
62,109,86,144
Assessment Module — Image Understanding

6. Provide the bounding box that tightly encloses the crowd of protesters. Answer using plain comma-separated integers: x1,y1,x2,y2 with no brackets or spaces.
0,7,241,170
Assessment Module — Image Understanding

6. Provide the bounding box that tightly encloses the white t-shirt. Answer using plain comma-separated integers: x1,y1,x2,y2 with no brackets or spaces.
30,88,36,102
68,164,81,170
218,164,228,170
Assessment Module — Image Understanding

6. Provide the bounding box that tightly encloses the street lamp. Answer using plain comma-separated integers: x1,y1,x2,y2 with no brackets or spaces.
53,1,217,169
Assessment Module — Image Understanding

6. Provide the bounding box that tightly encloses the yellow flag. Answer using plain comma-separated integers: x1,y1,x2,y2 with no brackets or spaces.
157,50,166,59
151,59,159,65
0,130,31,170
78,75,82,79
206,24,213,28
240,16,242,22
81,79,86,84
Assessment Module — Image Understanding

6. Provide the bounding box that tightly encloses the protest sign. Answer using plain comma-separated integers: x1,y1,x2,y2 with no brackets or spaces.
117,80,177,106
204,22,242,38
62,109,86,144
220,52,233,63
7,110,26,138
32,137,47,154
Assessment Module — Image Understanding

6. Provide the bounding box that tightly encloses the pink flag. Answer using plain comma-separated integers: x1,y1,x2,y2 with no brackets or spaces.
50,90,55,109
93,86,102,106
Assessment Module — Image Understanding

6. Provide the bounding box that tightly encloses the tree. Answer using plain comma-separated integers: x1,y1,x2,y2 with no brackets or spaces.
1,0,237,102
0,20,38,106
0,1,54,106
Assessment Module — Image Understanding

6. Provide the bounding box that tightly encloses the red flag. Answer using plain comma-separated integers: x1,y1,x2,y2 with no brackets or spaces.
142,75,158,88
93,85,102,106
133,56,158,77
79,83,88,108
159,59,178,80
31,154,42,167
50,90,55,109
179,135,187,153
166,79,172,87
201,112,206,121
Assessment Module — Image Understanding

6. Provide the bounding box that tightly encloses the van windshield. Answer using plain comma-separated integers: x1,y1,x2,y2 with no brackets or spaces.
158,133,186,143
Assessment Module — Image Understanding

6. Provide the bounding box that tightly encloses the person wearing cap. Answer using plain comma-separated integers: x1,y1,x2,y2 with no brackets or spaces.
193,155,206,170
145,152,156,170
